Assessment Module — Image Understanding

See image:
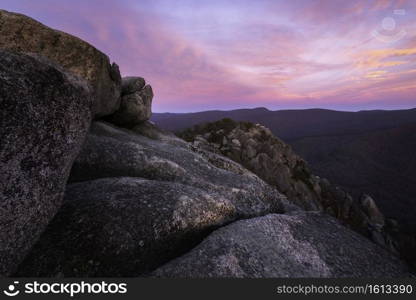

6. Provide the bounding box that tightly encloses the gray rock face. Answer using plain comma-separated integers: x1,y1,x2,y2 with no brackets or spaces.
153,212,410,278
0,9,121,118
108,77,153,127
0,50,92,276
180,119,323,210
17,121,294,276
16,178,236,277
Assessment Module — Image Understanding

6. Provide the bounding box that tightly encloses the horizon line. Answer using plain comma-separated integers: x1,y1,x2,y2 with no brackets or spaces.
152,106,416,114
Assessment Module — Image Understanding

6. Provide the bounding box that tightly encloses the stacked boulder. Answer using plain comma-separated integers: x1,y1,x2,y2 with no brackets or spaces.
106,77,153,127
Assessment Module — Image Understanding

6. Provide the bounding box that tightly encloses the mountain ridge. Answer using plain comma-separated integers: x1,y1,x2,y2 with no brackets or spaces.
152,107,416,140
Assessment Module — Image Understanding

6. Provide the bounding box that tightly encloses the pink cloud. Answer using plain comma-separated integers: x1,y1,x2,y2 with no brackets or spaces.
3,0,269,111
1,0,415,111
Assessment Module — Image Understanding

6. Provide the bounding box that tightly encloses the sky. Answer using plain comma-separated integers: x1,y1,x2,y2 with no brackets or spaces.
1,0,416,112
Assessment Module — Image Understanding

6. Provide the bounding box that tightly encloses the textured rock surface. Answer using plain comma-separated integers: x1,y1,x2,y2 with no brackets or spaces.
0,50,92,276
153,212,410,278
17,121,295,276
180,119,322,210
0,9,121,117
16,178,236,277
179,119,397,252
107,77,153,127
68,121,296,221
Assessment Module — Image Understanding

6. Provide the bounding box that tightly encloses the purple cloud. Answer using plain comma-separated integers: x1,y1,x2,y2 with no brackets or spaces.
1,0,415,111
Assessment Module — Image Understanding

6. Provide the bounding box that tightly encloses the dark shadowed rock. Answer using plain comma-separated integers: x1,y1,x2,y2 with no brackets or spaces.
318,179,397,252
0,9,121,117
153,212,410,278
0,50,92,276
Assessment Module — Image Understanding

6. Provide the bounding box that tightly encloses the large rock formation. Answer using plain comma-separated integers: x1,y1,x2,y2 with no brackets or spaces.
15,119,412,277
0,50,92,276
0,9,121,118
1,10,412,278
16,121,294,276
179,119,399,253
153,212,409,278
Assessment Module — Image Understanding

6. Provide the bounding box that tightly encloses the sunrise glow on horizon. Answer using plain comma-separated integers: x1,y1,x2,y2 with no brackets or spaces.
2,0,416,112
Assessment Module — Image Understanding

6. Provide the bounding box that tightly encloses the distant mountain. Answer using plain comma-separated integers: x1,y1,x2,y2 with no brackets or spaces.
152,107,416,230
152,107,416,140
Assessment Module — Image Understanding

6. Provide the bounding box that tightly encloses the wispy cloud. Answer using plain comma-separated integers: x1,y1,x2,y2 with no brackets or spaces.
1,0,415,111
